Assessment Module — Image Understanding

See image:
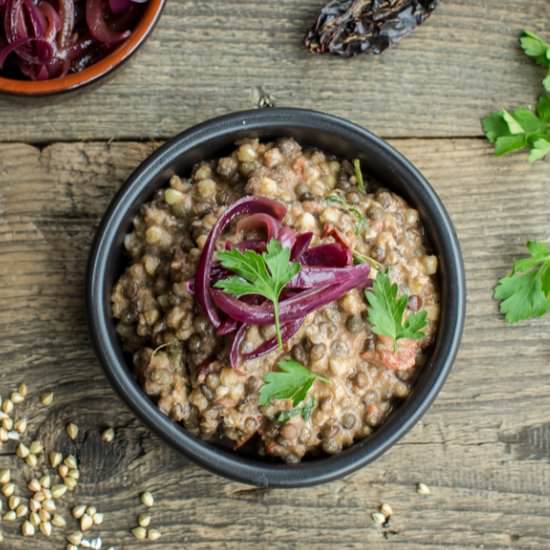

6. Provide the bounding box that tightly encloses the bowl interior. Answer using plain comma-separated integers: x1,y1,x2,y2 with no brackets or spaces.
0,0,165,96
88,109,465,487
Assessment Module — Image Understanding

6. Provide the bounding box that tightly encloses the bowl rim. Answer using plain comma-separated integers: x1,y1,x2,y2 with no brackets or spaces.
0,0,165,97
87,108,466,488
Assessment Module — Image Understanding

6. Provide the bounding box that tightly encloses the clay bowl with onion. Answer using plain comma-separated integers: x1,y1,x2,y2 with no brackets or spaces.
87,108,466,488
0,0,165,98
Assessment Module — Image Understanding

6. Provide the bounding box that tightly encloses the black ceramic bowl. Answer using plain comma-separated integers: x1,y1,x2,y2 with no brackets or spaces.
87,108,465,488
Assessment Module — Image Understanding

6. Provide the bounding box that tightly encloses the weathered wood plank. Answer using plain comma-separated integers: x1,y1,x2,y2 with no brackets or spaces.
1,139,550,548
0,0,548,142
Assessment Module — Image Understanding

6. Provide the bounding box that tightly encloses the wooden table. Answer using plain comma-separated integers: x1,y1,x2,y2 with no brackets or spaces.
1,1,550,548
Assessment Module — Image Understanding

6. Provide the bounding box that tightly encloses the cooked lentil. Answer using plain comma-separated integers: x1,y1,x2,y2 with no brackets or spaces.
112,137,439,463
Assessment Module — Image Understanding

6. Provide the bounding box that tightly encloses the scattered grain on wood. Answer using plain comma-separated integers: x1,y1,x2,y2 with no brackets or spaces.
67,531,83,545
101,428,114,443
3,511,16,521
138,513,151,527
52,484,68,499
52,513,67,528
141,491,154,508
371,512,386,526
21,520,35,537
81,513,93,532
132,526,147,540
148,528,161,541
66,423,79,440
417,483,431,495
29,440,43,455
0,470,10,485
72,505,86,519
40,392,54,406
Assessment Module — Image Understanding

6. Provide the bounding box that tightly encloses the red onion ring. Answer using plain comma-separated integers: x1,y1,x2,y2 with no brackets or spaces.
23,0,46,38
57,0,75,48
235,213,281,242
195,196,287,328
229,323,247,369
40,2,61,43
109,0,131,14
301,243,351,267
210,263,370,326
290,232,313,260
86,0,130,44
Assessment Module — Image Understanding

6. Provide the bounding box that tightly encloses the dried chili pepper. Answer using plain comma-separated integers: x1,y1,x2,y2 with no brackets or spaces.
305,0,438,57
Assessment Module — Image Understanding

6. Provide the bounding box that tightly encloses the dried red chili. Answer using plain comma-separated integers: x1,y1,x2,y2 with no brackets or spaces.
305,0,439,57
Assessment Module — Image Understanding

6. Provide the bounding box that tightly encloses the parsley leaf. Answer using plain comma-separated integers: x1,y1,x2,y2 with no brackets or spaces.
215,239,301,350
481,106,550,161
495,134,527,156
482,30,550,162
494,241,550,324
259,359,328,407
365,271,428,350
520,31,550,91
528,137,550,163
502,110,527,134
538,95,550,123
353,159,366,193
276,397,317,423
326,194,368,236
482,112,511,144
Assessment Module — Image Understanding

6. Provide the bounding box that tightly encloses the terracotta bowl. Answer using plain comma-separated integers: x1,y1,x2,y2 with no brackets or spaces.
0,0,165,98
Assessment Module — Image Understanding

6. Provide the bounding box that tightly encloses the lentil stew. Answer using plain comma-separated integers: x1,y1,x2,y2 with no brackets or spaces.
111,137,439,463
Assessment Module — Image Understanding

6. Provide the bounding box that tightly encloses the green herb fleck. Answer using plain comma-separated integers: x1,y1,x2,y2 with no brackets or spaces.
276,397,317,423
353,158,366,193
365,271,428,351
259,359,329,407
494,240,550,324
215,239,301,350
326,194,368,236
352,251,384,271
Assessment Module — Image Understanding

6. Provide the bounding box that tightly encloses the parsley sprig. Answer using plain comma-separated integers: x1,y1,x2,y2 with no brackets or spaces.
365,272,428,351
495,241,550,324
214,239,301,350
482,30,550,163
520,31,550,92
482,97,550,162
259,359,328,408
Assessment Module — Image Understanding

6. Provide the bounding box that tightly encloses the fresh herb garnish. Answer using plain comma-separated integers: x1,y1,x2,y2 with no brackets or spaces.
326,194,368,236
215,239,301,350
481,30,550,162
353,158,366,193
365,271,428,351
259,359,329,407
494,241,550,324
482,98,550,161
520,31,550,92
276,397,317,423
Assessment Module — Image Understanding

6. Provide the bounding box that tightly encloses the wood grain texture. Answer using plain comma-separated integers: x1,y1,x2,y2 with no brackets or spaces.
0,0,548,142
1,139,550,549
